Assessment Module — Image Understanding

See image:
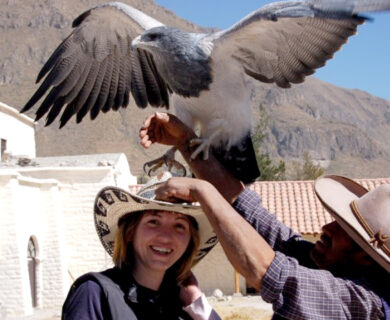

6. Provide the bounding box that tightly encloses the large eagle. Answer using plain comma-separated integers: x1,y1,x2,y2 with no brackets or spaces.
21,0,390,183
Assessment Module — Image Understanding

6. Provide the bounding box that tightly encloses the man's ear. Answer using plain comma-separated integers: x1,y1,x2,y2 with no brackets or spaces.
351,250,374,267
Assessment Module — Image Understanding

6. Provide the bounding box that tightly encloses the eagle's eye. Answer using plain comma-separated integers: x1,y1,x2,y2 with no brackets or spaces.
147,33,159,41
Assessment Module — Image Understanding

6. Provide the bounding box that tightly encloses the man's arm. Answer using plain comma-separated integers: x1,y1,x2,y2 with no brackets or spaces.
139,112,244,202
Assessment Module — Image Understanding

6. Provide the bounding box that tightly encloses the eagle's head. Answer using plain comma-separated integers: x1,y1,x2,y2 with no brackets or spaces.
132,26,197,54
132,26,213,97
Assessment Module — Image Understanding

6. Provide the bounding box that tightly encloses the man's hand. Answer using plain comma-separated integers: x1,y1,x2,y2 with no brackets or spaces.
139,112,196,149
155,177,207,203
141,112,244,202
179,272,203,307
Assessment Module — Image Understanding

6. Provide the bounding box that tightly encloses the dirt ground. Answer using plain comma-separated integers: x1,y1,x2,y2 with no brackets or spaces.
210,295,273,320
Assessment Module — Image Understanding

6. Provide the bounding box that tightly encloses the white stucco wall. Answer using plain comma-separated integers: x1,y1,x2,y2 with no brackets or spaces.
0,163,129,317
115,153,137,186
0,102,35,158
0,171,63,316
193,243,247,296
57,168,116,283
0,171,24,316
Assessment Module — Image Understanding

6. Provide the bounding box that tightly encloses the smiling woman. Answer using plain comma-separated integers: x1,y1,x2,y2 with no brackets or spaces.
61,172,220,320
115,210,199,289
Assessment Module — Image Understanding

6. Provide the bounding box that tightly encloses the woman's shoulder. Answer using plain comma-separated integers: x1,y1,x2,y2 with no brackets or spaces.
68,278,103,298
62,278,108,320
77,267,120,285
62,268,131,319
69,267,125,292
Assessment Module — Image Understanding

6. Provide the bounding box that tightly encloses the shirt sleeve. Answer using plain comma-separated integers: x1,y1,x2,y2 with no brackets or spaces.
261,252,384,320
183,294,221,320
62,280,107,320
233,189,310,253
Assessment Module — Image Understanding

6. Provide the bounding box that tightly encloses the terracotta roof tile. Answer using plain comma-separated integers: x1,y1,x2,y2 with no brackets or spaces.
130,177,390,235
249,178,390,235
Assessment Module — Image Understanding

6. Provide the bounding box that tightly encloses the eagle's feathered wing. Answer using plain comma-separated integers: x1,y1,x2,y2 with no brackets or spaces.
21,3,168,128
210,2,366,89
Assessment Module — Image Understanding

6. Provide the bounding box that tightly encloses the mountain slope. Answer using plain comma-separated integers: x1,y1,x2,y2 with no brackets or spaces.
1,0,389,178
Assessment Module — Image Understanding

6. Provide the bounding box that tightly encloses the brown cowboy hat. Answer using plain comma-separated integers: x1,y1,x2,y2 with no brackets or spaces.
94,172,218,265
314,175,390,273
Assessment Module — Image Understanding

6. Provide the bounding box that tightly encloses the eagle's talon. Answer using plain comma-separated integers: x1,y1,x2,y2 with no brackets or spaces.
189,138,203,148
189,138,212,161
143,158,164,175
143,148,187,177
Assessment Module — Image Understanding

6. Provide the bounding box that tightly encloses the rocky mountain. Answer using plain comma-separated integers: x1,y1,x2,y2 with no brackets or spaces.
1,0,389,179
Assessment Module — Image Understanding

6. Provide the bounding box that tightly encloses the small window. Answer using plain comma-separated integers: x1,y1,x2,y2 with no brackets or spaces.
1,138,6,160
27,237,38,308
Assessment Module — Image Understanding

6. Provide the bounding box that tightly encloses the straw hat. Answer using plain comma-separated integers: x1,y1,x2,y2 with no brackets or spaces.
315,175,390,273
94,172,217,264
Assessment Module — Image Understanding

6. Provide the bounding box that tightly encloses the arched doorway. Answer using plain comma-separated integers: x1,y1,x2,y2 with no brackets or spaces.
27,237,38,308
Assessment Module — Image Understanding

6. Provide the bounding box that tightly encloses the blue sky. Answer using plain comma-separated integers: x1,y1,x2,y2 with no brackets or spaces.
155,0,390,102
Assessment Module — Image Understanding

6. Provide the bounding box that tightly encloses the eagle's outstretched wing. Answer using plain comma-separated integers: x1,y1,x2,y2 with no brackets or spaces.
21,3,169,128
210,0,382,89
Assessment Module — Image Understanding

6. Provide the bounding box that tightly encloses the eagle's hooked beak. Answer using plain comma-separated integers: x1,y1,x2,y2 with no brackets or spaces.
131,35,142,50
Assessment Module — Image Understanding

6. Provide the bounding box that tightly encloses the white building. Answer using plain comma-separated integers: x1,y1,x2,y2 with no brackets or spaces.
0,102,35,160
0,153,137,317
0,100,140,317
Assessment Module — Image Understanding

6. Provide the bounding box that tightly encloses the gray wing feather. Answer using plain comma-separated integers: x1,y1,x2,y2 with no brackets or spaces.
130,49,149,108
144,52,170,107
58,61,100,126
103,47,120,113
139,50,170,107
92,54,114,120
22,3,164,126
113,54,128,110
35,54,86,121
130,47,170,108
76,58,109,123
138,50,161,106
311,0,390,14
56,61,94,127
213,0,370,88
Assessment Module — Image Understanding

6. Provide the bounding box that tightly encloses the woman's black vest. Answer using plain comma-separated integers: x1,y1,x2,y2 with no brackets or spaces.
62,267,192,320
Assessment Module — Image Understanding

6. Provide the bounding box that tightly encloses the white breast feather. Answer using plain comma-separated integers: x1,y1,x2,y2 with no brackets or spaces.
173,48,252,149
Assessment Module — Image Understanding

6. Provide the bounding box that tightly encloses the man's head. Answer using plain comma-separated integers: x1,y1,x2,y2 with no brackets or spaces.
310,220,374,270
314,175,390,273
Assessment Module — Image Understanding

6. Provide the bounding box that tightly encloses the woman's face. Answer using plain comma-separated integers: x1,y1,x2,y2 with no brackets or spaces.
132,210,192,278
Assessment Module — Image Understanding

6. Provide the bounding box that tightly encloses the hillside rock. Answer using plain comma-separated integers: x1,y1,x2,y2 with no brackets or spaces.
251,78,390,161
1,0,389,179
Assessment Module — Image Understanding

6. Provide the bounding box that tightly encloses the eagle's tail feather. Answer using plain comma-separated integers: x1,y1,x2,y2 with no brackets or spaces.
211,134,260,185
